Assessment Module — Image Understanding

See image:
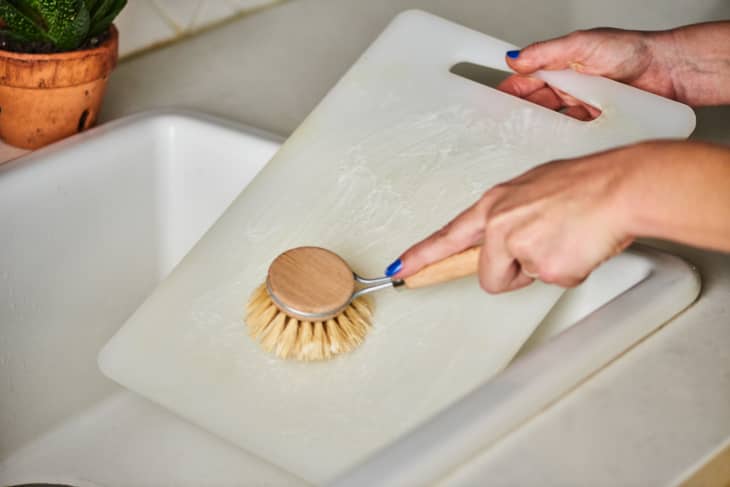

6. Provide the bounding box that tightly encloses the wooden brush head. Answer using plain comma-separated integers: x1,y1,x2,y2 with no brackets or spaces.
266,246,355,320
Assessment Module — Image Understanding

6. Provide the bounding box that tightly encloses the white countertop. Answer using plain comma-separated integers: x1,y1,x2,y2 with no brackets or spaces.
4,0,729,484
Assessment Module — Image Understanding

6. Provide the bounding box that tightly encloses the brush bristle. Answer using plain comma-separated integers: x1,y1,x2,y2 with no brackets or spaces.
244,284,374,361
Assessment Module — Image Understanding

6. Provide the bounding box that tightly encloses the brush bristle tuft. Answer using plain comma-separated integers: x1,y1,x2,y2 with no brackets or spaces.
244,284,373,361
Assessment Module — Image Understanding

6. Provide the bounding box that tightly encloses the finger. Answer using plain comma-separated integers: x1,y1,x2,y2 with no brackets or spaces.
499,74,601,119
540,249,594,288
506,32,589,74
506,235,539,290
563,273,589,288
496,75,547,99
393,199,488,279
479,220,522,294
518,257,540,279
553,87,602,119
562,105,593,121
547,269,589,288
584,104,603,120
504,271,535,292
525,87,563,111
553,87,586,107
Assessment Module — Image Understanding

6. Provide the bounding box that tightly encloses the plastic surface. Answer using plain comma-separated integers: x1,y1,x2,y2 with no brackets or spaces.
98,11,695,484
0,110,699,486
332,246,701,486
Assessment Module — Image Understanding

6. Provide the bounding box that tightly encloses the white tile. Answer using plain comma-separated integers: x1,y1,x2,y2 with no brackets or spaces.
226,0,282,14
153,0,202,32
190,1,236,30
115,1,177,57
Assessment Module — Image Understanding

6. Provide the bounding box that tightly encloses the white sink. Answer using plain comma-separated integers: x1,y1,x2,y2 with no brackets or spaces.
0,111,700,486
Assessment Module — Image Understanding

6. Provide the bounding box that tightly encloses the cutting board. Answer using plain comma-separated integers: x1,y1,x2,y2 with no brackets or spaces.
98,10,695,484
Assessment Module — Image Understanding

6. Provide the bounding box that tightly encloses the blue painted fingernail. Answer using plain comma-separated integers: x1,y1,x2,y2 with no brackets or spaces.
506,49,521,59
385,258,402,277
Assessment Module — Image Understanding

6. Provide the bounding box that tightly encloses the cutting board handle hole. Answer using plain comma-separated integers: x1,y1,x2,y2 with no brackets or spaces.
449,62,600,122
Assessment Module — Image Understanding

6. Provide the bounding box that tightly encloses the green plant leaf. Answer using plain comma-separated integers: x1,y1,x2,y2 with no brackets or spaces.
87,0,123,36
16,0,89,50
84,0,99,14
0,26,39,44
1,0,120,50
6,0,46,27
15,0,62,27
88,0,110,21
0,0,49,42
43,0,90,50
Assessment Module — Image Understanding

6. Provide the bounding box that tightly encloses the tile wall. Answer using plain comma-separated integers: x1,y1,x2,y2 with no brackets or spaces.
114,0,283,58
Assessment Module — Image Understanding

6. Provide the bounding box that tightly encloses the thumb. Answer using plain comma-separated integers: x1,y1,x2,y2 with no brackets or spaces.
506,32,588,74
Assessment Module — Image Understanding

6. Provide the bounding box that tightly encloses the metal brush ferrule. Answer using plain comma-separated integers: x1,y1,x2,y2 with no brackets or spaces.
351,273,396,299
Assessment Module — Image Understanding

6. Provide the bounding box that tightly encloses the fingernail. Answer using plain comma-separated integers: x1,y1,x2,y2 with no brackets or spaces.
385,258,402,277
506,49,521,59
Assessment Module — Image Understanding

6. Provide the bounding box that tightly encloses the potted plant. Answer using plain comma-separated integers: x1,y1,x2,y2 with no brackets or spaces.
0,0,126,149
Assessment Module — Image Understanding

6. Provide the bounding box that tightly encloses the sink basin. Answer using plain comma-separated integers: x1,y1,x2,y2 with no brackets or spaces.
0,111,700,486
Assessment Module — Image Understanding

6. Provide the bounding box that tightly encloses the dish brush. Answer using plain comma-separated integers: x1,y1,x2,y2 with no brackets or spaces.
245,245,480,361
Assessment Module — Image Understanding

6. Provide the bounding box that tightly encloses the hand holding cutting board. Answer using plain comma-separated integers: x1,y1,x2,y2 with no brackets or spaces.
389,21,730,293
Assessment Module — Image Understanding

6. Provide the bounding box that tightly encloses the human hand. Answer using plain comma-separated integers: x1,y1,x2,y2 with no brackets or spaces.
498,21,730,118
385,145,639,292
385,140,730,293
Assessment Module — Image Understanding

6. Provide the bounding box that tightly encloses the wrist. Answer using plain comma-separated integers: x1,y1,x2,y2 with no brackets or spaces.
641,29,683,99
655,21,730,105
606,141,682,241
605,143,650,241
618,140,698,241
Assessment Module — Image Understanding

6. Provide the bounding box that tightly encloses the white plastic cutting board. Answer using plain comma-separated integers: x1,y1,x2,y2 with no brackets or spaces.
99,10,695,484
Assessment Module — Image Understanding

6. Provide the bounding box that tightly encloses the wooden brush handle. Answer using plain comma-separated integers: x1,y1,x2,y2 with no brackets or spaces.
403,246,481,289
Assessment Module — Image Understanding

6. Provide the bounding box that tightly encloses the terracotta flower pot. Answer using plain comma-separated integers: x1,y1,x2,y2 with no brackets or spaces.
0,25,119,149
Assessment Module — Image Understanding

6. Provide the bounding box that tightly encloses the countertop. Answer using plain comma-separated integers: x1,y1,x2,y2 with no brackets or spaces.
4,0,729,484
